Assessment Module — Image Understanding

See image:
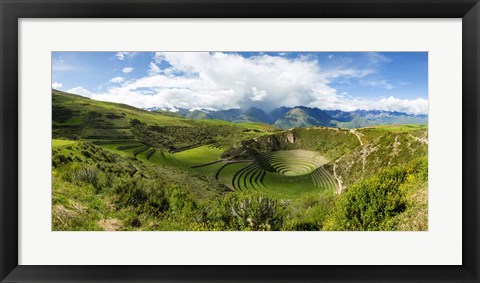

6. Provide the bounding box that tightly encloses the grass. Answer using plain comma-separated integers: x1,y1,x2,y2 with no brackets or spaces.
262,150,328,176
310,167,337,190
238,122,280,132
52,139,77,148
137,149,165,164
335,128,428,187
99,141,188,169
242,127,360,161
99,142,144,157
96,138,339,199
173,145,225,166
358,124,428,141
216,162,251,185
368,124,428,131
53,90,276,142
52,172,104,231
212,150,336,199
53,89,198,128
51,89,428,231
230,163,265,191
192,161,227,178
261,171,329,199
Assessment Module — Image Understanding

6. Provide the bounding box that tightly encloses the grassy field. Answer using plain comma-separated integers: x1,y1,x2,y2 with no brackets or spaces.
191,161,227,178
173,145,225,166
261,171,332,199
52,139,77,148
237,122,280,132
216,162,251,185
53,90,277,144
366,124,428,131
93,140,339,200
211,150,337,199
53,89,200,128
261,150,328,176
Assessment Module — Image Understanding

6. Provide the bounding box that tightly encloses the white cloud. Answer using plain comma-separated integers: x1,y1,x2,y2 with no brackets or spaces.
109,77,124,83
116,52,138,61
324,69,373,80
116,52,128,60
52,82,63,89
366,52,392,65
85,52,426,115
153,52,166,64
148,62,161,76
375,96,428,115
328,54,335,59
122,67,134,73
250,87,268,101
328,96,428,115
67,86,92,98
360,79,394,90
98,52,334,110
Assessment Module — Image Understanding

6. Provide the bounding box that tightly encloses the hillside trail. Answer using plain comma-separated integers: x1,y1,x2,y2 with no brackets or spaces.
333,162,342,194
333,156,343,194
350,129,364,146
334,130,363,194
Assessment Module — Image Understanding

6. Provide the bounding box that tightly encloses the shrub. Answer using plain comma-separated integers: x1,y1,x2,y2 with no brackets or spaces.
330,167,408,231
209,191,286,231
71,164,99,187
166,186,198,219
52,154,71,167
113,176,169,215
284,193,335,231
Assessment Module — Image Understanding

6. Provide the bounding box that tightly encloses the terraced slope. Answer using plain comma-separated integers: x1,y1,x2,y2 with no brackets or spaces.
261,150,328,176
98,142,180,166
173,145,224,167
310,167,337,190
230,163,267,191
213,150,336,198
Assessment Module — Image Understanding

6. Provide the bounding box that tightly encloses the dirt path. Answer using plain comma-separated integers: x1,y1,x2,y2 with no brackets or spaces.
333,158,343,194
350,129,364,146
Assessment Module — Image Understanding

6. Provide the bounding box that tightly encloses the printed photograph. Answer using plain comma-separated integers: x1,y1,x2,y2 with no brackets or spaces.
52,52,428,231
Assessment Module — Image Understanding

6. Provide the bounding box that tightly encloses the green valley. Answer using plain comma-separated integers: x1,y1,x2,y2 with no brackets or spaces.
52,90,428,231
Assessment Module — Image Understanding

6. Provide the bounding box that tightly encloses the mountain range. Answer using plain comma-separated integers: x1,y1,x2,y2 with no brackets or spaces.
147,106,428,129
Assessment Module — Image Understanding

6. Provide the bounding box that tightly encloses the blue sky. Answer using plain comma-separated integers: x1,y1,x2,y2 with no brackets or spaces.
52,51,428,114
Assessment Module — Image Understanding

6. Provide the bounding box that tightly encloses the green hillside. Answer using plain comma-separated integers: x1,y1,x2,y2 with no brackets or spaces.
53,90,277,141
335,126,428,190
274,107,331,128
52,90,428,231
186,110,213,120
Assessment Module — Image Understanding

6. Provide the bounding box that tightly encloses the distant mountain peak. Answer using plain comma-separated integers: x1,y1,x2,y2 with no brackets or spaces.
185,110,212,120
144,104,427,129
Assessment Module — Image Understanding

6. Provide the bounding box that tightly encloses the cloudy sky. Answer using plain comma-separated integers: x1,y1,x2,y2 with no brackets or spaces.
52,51,428,114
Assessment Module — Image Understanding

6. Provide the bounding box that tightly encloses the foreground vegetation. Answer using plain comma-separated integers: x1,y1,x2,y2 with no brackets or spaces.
52,90,428,231
52,141,427,231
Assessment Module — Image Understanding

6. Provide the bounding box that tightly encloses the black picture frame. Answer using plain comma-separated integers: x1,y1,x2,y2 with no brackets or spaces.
1,0,479,282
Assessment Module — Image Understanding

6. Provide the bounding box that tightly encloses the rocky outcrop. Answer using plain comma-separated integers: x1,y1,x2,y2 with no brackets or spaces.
286,132,295,144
